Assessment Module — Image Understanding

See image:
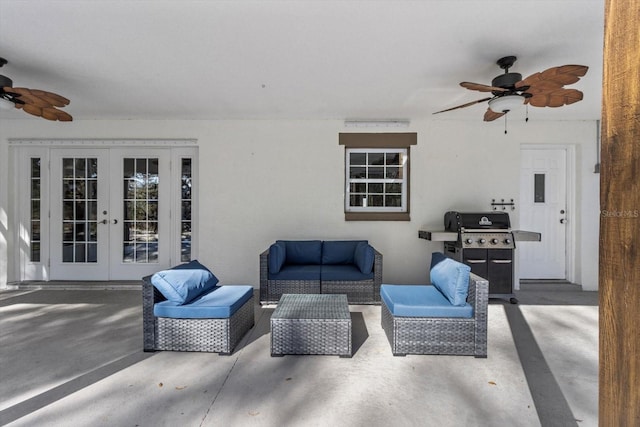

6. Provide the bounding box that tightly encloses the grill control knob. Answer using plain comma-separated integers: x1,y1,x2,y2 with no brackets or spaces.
504,238,512,245
465,238,474,244
491,238,499,244
478,238,486,244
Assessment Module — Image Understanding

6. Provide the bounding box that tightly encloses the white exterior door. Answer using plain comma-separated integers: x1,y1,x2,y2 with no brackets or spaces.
519,148,567,279
49,148,172,280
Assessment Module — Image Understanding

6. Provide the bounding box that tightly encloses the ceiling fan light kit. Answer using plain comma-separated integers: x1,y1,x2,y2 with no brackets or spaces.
433,55,588,125
488,94,525,113
0,57,73,121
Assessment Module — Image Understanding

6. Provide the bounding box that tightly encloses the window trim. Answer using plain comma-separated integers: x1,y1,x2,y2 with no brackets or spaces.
339,133,417,221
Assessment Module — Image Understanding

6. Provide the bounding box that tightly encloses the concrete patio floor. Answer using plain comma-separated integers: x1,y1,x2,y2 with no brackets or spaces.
0,284,598,427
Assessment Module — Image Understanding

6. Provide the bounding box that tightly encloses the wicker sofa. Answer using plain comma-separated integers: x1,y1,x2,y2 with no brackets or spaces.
260,240,382,305
380,253,488,357
143,260,255,355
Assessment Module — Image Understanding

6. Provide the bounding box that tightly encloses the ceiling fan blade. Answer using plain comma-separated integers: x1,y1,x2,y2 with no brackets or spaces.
9,87,71,108
526,88,584,108
20,103,44,118
433,97,493,114
483,108,506,122
516,65,588,90
40,108,59,121
460,82,508,92
14,92,52,108
6,86,72,120
30,89,70,107
43,106,73,121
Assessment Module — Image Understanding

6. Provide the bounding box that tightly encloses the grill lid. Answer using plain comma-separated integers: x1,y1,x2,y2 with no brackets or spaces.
444,211,511,231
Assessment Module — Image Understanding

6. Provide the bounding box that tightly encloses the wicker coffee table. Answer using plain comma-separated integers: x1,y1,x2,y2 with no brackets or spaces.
270,294,352,357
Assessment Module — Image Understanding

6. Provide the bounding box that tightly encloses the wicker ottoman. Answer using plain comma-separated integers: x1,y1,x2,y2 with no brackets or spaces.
270,294,352,357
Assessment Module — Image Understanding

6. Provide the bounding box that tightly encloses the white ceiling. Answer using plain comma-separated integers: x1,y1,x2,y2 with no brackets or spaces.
0,0,605,122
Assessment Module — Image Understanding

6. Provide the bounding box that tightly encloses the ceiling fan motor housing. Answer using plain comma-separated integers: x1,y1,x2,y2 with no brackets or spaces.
0,74,13,89
491,72,522,95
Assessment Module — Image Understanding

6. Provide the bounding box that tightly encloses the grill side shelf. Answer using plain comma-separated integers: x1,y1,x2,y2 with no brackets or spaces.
512,230,542,242
418,230,459,241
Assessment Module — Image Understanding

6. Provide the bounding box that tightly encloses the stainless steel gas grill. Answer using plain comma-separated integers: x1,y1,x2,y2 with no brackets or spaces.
419,211,541,304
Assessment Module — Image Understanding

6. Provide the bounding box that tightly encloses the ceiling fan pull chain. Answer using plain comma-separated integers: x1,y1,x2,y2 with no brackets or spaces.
526,104,529,122
504,115,508,134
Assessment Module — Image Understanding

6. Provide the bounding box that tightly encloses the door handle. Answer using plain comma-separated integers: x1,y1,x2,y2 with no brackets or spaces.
560,218,566,224
112,219,118,224
466,259,487,264
100,219,108,225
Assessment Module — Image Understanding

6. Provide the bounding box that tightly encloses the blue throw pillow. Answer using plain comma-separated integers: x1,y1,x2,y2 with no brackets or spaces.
430,252,471,306
269,241,286,273
354,242,375,274
151,260,219,305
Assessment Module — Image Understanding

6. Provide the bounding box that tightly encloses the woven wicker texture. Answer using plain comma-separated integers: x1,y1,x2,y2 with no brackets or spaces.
142,276,255,354
259,248,382,304
381,274,488,357
271,294,352,357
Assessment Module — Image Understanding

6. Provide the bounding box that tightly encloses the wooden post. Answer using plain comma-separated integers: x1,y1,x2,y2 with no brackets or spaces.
600,0,640,425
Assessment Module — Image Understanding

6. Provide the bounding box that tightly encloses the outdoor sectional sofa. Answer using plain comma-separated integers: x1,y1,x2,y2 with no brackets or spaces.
380,252,489,357
260,240,382,305
143,260,255,354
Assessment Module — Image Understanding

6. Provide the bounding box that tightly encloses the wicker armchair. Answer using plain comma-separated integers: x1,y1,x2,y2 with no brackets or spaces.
142,276,255,354
381,273,488,357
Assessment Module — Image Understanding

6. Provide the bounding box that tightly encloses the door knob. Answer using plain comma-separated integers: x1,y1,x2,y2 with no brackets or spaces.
560,218,566,224
112,219,118,224
100,219,108,224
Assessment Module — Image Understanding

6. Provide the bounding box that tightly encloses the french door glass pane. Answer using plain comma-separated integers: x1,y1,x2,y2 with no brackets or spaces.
181,158,192,262
30,158,41,262
61,157,98,263
122,158,159,263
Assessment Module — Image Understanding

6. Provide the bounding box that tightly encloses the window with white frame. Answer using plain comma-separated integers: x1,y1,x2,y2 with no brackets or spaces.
345,148,407,212
339,132,416,221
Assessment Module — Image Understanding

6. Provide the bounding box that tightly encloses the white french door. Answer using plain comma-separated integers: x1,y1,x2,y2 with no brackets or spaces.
519,148,568,279
49,148,171,280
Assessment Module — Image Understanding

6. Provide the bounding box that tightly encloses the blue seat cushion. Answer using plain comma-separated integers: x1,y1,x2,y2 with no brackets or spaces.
380,284,473,318
150,260,220,305
269,241,287,274
279,240,322,265
321,240,366,265
321,264,374,281
430,252,471,307
354,242,375,274
268,264,321,281
154,285,254,319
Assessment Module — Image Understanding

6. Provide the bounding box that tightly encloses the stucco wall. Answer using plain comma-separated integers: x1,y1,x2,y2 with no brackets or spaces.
0,118,599,290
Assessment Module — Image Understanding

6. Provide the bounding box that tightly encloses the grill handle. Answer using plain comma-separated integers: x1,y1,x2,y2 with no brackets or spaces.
465,259,487,264
491,259,513,264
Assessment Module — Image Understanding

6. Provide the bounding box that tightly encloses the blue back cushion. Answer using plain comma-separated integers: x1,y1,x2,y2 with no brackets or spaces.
279,240,322,265
430,252,471,306
151,260,219,305
322,240,366,265
354,242,375,274
269,241,287,273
